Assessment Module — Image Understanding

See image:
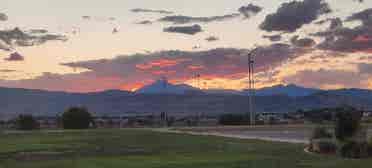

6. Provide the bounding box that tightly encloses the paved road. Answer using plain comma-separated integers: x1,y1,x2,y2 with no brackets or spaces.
168,125,372,144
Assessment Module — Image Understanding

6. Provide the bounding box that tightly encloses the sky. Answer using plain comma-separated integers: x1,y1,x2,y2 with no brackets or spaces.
0,0,371,92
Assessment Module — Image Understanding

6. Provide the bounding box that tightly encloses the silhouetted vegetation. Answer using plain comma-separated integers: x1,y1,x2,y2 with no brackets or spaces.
15,114,39,130
218,114,250,125
62,107,93,129
334,106,362,141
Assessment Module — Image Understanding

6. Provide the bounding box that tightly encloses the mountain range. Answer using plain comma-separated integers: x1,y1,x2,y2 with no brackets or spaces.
0,79,371,119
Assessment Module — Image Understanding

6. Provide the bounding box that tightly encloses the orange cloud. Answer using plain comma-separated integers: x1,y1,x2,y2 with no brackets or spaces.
353,35,372,43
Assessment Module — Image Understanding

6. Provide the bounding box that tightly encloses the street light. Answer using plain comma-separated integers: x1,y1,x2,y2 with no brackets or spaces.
247,48,257,125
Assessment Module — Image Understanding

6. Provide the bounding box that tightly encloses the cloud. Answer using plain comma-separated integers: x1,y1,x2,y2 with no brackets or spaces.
358,63,372,75
131,8,174,14
0,69,16,73
315,18,343,30
0,44,304,92
260,0,331,32
290,35,316,48
311,9,372,53
0,27,67,51
4,52,24,61
283,69,368,89
81,16,116,22
163,24,203,35
262,34,282,42
158,14,240,24
238,3,263,18
205,36,219,42
313,23,372,53
0,13,8,21
136,20,152,25
28,29,49,34
346,8,372,25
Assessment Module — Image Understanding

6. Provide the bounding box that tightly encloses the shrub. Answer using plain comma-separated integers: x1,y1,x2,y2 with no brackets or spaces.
334,106,362,141
62,107,93,129
218,114,250,125
15,114,39,130
339,141,369,158
368,138,372,156
310,139,337,154
311,127,333,140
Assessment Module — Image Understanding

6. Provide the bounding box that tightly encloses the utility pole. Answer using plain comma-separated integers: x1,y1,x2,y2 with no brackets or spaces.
248,49,256,125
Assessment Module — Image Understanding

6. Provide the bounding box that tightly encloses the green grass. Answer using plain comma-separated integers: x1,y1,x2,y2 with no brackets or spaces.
0,129,371,168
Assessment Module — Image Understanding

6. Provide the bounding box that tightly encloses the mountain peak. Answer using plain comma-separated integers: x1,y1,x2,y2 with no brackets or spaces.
136,78,200,94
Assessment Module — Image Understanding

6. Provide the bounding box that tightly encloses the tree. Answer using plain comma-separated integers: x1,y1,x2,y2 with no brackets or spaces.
62,107,93,129
334,106,362,141
16,114,39,130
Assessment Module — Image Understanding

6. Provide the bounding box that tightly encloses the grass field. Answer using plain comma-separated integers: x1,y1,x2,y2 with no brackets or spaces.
0,129,371,168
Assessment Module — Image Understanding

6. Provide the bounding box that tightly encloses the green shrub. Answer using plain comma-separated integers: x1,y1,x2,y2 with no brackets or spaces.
311,127,333,140
218,114,250,125
15,114,39,130
310,139,336,154
62,107,93,129
339,141,369,158
334,106,362,141
368,138,372,156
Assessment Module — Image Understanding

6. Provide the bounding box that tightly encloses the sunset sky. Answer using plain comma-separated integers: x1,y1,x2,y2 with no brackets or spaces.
0,0,371,92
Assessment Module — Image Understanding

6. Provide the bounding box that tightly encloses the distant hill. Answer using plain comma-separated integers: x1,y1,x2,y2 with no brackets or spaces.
0,85,371,119
136,78,200,94
249,84,321,97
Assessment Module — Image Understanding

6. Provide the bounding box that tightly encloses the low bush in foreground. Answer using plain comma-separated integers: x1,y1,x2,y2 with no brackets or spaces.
218,114,250,125
15,114,39,130
62,107,93,129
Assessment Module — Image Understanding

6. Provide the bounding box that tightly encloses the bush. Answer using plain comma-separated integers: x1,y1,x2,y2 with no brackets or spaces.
311,127,333,140
15,115,39,130
218,114,250,125
339,141,369,158
368,138,372,156
62,107,93,129
334,106,362,141
310,139,337,154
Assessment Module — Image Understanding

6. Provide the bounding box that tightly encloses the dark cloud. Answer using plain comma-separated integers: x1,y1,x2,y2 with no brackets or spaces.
131,8,174,14
260,0,331,32
346,8,372,25
358,63,372,75
0,13,8,21
163,24,203,35
312,9,372,53
81,16,116,22
4,52,24,61
112,28,119,34
136,20,152,25
329,18,343,30
29,29,49,34
313,23,372,53
316,18,343,30
238,3,263,18
290,35,316,47
82,16,91,20
0,27,67,51
205,36,219,42
158,14,240,24
262,34,282,42
283,69,367,89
